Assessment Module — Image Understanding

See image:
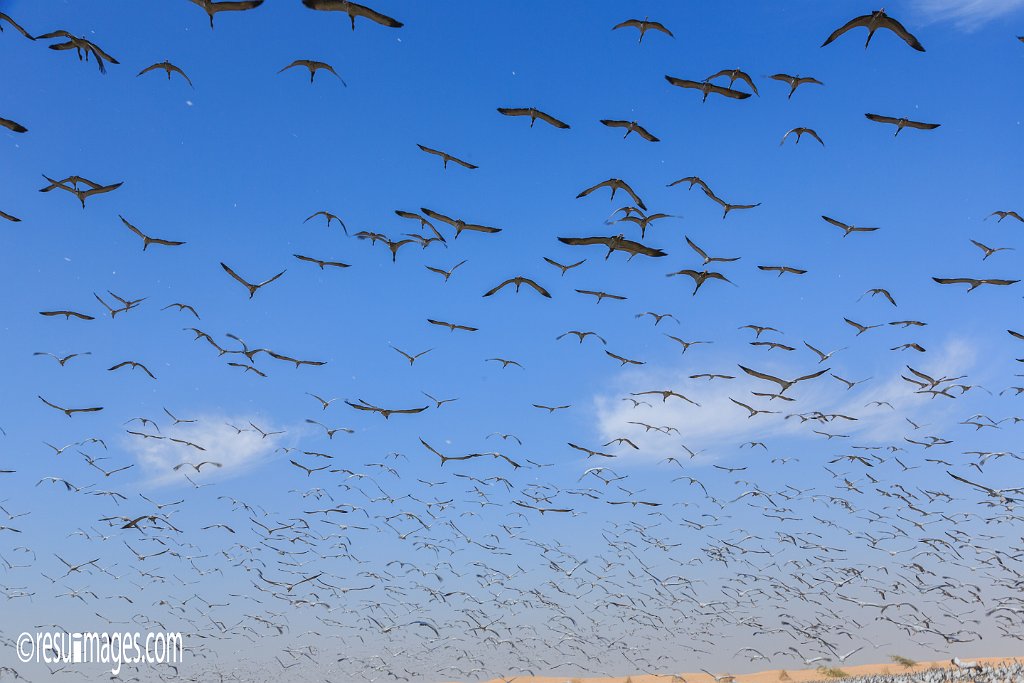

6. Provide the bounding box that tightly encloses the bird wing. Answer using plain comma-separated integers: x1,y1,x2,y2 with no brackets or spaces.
256,270,286,288
0,12,34,39
558,236,610,247
821,14,872,47
664,76,702,90
794,368,829,383
865,113,900,125
482,279,513,297
534,110,570,129
348,2,403,28
738,365,787,389
0,117,27,133
878,14,925,51
522,279,552,298
220,262,252,288
709,83,751,99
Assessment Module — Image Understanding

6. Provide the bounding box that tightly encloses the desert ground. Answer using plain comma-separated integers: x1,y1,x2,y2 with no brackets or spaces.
462,658,1022,683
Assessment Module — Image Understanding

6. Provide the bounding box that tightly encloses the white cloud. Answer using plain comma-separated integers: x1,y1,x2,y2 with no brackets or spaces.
126,415,285,487
590,337,980,463
912,0,1024,29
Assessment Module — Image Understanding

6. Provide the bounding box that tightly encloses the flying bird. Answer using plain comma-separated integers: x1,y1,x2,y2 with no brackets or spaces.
137,61,193,87
780,127,824,146
278,59,346,85
665,76,752,101
599,120,659,142
707,68,758,95
576,179,646,210
769,74,823,98
865,113,940,135
220,263,286,298
666,269,734,295
558,235,666,259
822,215,879,237
496,107,570,129
483,277,552,298
304,210,348,234
39,175,122,208
933,277,1019,291
188,0,265,28
301,0,403,30
293,254,351,269
38,395,103,418
120,216,185,250
416,144,477,170
822,9,925,51
37,30,119,73
612,17,673,43
738,365,829,394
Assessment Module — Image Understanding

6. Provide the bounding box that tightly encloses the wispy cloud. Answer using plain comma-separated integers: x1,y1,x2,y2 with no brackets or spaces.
590,338,980,464
912,0,1024,29
127,414,284,487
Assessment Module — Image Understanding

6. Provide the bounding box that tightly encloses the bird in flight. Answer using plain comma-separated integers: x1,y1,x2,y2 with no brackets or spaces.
707,68,758,96
969,239,1013,260
40,175,122,208
865,113,940,135
120,216,185,250
576,289,626,304
38,395,103,418
822,215,879,237
497,107,570,129
416,144,477,170
279,59,346,85
543,257,586,276
421,208,501,238
220,263,286,298
612,17,673,43
665,76,752,102
188,0,264,28
39,310,94,321
988,210,1022,223
304,210,348,234
667,269,734,296
137,61,193,87
769,74,823,99
780,127,824,146
822,9,925,52
685,236,740,265
558,234,666,260
699,186,761,219
34,351,91,366
293,254,350,269
346,399,428,419
599,120,659,142
390,345,432,366
301,0,403,30
738,365,829,395
483,277,552,298
758,265,807,277
933,277,1019,291
577,179,646,210
37,30,119,73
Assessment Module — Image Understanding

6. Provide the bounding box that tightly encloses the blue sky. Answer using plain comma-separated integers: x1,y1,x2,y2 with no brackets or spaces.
1,1,1024,681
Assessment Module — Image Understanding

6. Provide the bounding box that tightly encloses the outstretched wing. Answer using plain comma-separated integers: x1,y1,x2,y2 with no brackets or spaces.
821,13,872,47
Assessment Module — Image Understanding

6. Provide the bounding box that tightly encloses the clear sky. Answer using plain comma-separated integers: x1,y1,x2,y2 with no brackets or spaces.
1,1,1024,681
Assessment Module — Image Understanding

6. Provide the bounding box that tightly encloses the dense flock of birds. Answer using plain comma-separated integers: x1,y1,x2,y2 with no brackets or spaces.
1,2,1023,682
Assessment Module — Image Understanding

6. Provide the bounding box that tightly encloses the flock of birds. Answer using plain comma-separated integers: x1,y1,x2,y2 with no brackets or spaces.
1,2,1024,683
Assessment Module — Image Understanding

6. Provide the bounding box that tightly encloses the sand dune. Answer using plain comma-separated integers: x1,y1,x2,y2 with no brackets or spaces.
463,657,1022,683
